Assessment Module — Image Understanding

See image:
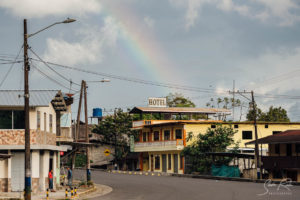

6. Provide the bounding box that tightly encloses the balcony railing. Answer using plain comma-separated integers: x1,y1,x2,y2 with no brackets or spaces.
133,139,184,152
262,156,300,169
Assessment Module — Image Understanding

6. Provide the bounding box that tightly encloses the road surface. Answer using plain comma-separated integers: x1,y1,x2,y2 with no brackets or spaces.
74,170,300,200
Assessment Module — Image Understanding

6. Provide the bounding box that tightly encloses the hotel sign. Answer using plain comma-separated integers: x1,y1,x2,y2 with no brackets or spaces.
148,97,167,107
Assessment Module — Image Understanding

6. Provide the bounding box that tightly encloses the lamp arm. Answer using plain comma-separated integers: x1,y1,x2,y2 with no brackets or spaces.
27,22,61,38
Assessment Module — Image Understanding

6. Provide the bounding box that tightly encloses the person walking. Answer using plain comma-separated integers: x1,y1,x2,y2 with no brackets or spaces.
48,169,55,192
67,167,72,187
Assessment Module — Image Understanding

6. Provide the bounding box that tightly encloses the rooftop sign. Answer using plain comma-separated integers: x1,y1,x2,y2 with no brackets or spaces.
148,97,167,107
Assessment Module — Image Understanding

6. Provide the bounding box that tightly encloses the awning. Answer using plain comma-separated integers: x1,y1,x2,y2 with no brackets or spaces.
129,107,231,115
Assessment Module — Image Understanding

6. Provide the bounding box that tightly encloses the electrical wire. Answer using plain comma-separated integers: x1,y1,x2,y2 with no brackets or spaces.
0,46,23,88
29,48,81,87
29,58,224,93
30,63,79,92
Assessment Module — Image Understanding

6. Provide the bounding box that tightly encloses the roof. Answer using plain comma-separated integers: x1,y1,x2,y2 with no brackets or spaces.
246,130,300,145
129,107,231,114
205,152,255,159
0,90,59,107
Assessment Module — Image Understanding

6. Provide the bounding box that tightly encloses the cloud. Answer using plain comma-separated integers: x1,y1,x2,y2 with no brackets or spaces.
169,0,300,29
0,0,101,18
43,17,120,66
144,16,155,28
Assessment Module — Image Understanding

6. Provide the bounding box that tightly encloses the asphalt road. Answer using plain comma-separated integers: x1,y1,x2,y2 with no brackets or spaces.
74,170,300,200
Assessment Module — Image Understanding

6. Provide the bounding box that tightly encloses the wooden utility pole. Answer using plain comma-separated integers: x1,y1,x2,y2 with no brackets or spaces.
23,19,31,200
251,91,261,179
229,90,261,179
83,81,91,182
72,81,84,172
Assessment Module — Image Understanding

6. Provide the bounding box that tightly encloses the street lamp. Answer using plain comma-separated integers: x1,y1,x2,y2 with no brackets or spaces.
23,18,75,200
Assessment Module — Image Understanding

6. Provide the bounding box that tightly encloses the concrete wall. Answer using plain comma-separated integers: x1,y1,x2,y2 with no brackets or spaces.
90,145,114,166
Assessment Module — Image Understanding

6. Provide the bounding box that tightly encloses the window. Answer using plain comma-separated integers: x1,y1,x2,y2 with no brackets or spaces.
242,131,252,140
37,111,41,130
180,156,184,169
275,144,280,154
168,154,171,170
164,130,170,140
154,131,159,141
265,124,269,128
211,124,216,128
143,132,147,142
49,114,53,133
0,110,25,129
175,129,182,139
155,155,160,169
234,124,239,129
273,131,281,135
296,144,300,153
13,110,25,129
44,113,47,132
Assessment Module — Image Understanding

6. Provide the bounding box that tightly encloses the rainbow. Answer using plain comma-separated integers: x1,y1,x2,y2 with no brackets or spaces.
101,3,180,91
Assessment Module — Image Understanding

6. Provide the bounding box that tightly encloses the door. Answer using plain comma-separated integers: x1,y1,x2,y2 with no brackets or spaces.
11,152,25,191
174,154,178,173
287,144,292,156
162,154,167,172
151,155,154,171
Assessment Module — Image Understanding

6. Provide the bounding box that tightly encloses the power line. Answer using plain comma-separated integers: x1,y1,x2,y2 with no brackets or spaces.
30,58,225,94
0,46,23,88
30,62,79,92
29,48,81,87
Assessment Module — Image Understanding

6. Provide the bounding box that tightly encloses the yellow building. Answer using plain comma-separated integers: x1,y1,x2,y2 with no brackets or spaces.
130,107,300,174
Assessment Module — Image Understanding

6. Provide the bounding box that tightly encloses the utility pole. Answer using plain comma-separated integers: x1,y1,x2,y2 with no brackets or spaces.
23,19,31,200
251,91,261,179
83,80,91,182
229,90,261,179
114,109,117,170
232,80,235,121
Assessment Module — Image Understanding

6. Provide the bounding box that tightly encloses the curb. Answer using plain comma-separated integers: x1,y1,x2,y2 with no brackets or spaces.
171,173,300,186
76,185,96,197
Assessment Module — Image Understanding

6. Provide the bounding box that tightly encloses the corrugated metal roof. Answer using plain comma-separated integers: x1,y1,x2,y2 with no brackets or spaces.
0,90,59,107
129,107,231,114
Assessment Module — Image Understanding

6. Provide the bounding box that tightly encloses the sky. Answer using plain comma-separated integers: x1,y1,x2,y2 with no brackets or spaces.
0,0,300,121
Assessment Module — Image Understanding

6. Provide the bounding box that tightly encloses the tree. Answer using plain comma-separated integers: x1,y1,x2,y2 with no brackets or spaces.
182,125,238,174
166,93,196,107
92,108,138,168
246,106,290,122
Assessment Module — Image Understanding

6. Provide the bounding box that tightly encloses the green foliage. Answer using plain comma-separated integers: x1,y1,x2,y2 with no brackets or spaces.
182,125,237,174
92,108,139,161
67,154,87,168
246,106,290,122
166,93,195,107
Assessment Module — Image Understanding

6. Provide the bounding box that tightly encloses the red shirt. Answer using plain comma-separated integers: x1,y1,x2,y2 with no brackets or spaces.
48,171,53,179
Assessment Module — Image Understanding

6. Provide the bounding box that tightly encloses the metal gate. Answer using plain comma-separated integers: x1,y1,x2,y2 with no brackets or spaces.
162,154,167,172
11,152,25,191
173,154,178,173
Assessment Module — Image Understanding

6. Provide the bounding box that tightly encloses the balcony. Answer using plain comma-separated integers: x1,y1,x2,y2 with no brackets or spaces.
132,139,185,152
262,156,300,169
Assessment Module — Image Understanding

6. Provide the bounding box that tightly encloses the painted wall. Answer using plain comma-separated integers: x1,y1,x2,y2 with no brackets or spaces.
29,103,56,134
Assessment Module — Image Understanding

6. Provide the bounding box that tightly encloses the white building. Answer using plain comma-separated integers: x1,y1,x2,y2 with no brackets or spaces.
0,90,71,193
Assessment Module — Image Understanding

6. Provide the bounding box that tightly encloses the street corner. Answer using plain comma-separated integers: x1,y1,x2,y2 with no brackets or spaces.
77,184,112,200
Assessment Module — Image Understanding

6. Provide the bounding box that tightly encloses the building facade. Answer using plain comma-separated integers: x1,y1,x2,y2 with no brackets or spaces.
0,90,70,192
247,130,300,182
130,107,300,174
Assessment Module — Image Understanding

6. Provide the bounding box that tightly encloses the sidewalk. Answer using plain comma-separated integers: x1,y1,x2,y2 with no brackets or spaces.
0,182,112,200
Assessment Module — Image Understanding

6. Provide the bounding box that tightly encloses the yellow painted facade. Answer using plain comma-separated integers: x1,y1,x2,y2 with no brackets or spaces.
133,120,300,174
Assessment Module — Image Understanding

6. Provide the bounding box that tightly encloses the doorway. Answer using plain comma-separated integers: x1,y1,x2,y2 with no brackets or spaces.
162,154,167,172
173,154,178,173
